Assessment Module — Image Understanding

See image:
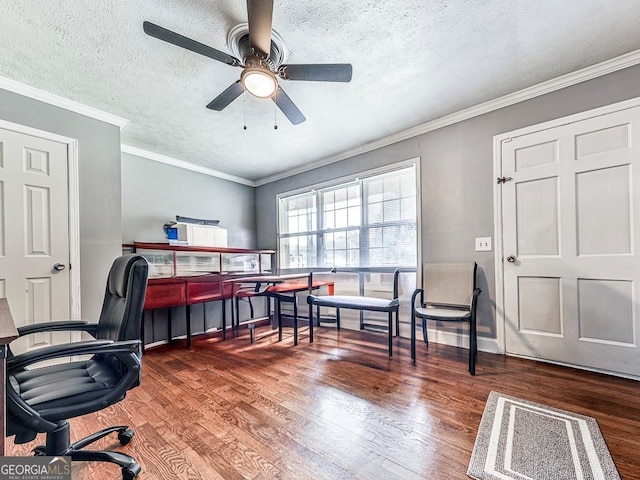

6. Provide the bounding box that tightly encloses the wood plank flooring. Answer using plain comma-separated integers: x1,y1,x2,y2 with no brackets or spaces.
6,327,640,479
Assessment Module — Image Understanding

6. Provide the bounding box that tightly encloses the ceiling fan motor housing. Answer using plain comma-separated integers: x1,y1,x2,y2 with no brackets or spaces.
227,23,288,71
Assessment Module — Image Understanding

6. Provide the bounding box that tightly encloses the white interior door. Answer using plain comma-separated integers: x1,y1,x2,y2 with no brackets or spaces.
0,127,73,355
500,104,640,378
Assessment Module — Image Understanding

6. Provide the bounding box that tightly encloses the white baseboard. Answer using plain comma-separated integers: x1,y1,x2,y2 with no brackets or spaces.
421,328,501,354
145,322,502,355
144,340,169,349
506,353,640,381
396,320,501,354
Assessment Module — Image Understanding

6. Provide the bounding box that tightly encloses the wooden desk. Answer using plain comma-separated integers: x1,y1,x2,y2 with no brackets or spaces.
143,273,238,347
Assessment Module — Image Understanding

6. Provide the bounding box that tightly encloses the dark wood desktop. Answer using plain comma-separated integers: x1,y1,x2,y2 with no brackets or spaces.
124,243,333,347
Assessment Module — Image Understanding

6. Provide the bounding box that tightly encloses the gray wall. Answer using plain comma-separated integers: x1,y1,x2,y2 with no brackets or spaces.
121,153,256,248
0,88,122,322
121,153,257,343
256,63,640,341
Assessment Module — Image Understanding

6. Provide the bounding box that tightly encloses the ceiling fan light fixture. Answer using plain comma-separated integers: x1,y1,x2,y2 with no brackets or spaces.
241,68,277,98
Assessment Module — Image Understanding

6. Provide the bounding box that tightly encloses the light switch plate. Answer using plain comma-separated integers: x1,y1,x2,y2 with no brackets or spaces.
475,237,492,251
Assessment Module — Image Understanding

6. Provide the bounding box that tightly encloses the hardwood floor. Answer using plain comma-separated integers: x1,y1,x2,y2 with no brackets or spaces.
6,327,640,479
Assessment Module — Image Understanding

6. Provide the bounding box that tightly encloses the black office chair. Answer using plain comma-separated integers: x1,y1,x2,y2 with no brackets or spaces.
5,255,149,480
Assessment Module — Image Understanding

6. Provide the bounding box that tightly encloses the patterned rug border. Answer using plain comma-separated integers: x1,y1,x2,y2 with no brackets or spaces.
467,391,620,480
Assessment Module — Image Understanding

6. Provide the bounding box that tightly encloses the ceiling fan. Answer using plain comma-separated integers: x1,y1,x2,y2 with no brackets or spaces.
143,0,353,125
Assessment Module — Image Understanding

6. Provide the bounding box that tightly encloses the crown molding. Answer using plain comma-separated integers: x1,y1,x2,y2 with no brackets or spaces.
0,75,128,127
8,45,639,186
121,145,256,187
254,48,640,187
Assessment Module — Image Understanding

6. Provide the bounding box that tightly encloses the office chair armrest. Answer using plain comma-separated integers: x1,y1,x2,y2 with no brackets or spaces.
470,288,481,312
17,320,98,337
410,288,424,309
7,339,140,373
392,269,400,299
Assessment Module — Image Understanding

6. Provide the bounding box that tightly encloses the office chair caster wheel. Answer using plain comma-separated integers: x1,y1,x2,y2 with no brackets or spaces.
122,463,141,480
118,429,135,446
32,446,46,456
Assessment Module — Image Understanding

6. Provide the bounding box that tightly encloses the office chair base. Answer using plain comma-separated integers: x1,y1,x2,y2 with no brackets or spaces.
34,422,141,479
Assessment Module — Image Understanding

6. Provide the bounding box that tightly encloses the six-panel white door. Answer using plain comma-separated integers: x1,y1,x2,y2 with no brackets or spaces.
0,127,72,354
501,105,640,378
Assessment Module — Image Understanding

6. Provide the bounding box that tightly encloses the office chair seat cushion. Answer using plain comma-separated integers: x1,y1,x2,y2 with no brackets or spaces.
308,294,399,312
414,306,471,321
10,358,120,419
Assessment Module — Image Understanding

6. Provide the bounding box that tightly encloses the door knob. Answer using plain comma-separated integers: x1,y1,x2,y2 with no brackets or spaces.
53,263,66,271
506,255,517,263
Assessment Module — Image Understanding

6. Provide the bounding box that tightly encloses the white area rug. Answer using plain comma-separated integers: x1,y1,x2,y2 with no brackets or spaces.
467,391,620,480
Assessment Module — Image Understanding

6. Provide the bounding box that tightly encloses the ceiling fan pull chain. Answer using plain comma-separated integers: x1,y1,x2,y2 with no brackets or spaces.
243,88,247,130
274,89,278,130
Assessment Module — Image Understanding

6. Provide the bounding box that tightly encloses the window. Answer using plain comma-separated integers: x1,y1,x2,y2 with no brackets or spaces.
278,164,417,269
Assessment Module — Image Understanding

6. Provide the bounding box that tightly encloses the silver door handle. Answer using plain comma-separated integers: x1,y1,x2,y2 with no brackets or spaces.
506,255,516,263
53,263,66,271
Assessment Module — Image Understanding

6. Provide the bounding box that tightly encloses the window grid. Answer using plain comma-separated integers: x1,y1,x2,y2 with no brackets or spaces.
278,166,417,269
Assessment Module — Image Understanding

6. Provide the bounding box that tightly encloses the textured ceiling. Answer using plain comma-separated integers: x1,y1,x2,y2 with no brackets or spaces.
2,1,640,183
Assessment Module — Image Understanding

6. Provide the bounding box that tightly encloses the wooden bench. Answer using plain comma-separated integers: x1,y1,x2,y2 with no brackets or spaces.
306,269,400,357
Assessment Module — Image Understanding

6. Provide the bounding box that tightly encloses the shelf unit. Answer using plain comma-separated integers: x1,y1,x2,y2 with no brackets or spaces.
123,242,276,279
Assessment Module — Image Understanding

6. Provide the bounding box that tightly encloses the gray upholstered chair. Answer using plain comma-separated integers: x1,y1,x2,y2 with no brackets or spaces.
410,262,480,375
5,255,148,480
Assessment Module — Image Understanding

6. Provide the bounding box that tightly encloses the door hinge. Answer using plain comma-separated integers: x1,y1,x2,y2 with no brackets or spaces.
497,176,513,184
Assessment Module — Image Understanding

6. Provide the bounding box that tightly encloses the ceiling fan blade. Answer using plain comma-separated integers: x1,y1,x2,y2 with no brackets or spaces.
279,64,353,82
247,0,274,57
143,21,241,67
206,81,244,111
273,86,306,125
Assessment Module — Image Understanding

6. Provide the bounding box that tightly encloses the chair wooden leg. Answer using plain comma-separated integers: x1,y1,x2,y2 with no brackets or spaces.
309,300,314,343
222,299,226,340
469,349,475,375
422,318,428,345
336,308,341,331
395,311,400,337
410,311,416,364
308,300,314,332
293,298,298,346
234,297,239,334
277,299,283,342
387,311,393,357
469,317,477,376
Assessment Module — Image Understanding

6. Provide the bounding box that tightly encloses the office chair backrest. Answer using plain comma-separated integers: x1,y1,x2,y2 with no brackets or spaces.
96,255,149,342
423,262,476,306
